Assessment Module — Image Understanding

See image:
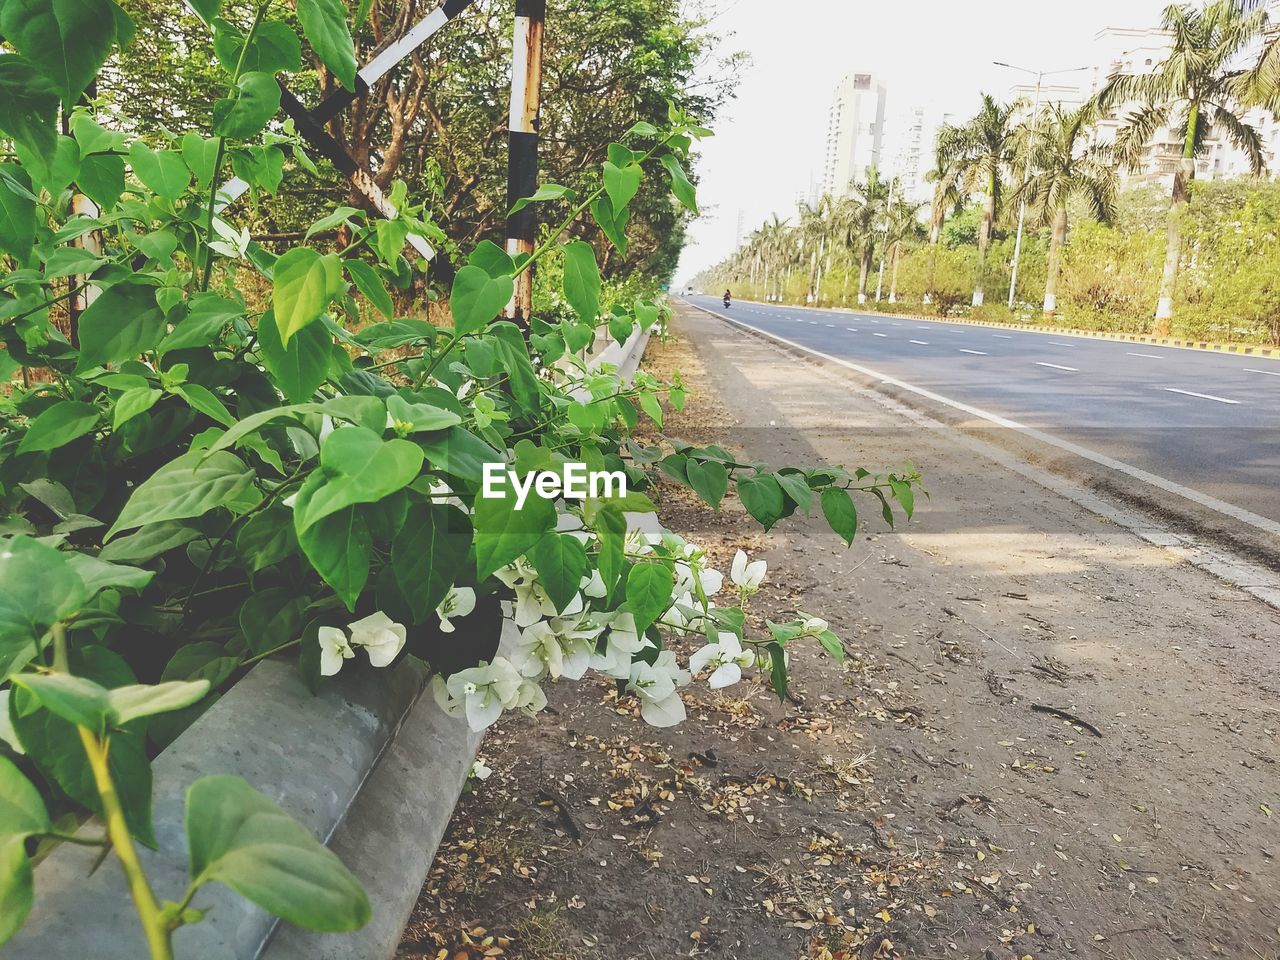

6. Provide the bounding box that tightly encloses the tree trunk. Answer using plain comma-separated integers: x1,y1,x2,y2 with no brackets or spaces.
1155,155,1194,335
889,241,902,303
1043,205,1068,319
857,243,872,304
973,173,995,307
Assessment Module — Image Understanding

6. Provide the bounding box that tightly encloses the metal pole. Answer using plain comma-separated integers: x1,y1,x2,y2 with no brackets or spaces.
1007,72,1042,310
505,0,545,326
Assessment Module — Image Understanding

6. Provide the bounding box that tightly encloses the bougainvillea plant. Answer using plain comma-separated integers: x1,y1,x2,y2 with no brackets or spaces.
0,0,921,955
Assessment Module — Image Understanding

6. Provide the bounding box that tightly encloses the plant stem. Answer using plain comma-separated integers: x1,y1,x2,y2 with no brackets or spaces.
198,1,270,292
240,637,300,667
79,729,174,960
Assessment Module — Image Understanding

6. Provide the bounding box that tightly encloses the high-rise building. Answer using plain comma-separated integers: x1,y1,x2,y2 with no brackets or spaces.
821,72,887,197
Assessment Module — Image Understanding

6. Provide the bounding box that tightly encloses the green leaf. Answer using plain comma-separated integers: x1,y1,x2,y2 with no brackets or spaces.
0,754,51,837
174,383,235,427
297,506,370,610
590,195,628,256
0,835,34,945
660,154,698,214
42,246,102,279
343,259,394,320
16,400,99,454
385,394,462,432
529,534,588,613
256,308,332,403
159,292,243,355
106,449,255,540
626,561,673,635
391,503,471,623
212,71,281,140
128,143,190,201
65,553,153,594
468,240,516,279
472,487,556,581
11,673,112,732
213,17,300,74
450,264,513,335
0,0,115,106
106,680,211,725
294,428,424,533
0,56,60,177
561,240,600,325
295,0,357,91
238,588,306,656
75,279,165,373
0,165,35,261
76,152,125,210
374,219,409,265
508,183,576,216
602,159,642,213
0,537,87,681
98,521,199,563
819,487,857,546
273,247,335,344
684,459,727,509
203,402,323,457
185,0,220,25
181,132,220,187
737,473,784,531
776,473,813,515
186,775,370,931
236,506,298,573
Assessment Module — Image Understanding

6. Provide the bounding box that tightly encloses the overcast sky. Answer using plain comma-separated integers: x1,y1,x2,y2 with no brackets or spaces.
673,0,1172,285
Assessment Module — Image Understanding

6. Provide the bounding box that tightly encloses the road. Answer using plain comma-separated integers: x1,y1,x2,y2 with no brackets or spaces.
684,295,1280,527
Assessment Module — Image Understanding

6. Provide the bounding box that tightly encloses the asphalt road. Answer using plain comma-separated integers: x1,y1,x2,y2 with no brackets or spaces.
684,295,1280,526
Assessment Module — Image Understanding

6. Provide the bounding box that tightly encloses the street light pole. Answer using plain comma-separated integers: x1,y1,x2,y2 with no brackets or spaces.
993,61,1089,311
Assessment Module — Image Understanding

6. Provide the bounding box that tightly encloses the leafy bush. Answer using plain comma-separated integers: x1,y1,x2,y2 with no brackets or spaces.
0,2,921,955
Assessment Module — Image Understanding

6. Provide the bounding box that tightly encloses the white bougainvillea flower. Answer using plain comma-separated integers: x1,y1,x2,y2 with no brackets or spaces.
801,615,829,636
512,621,560,680
443,657,523,731
437,586,476,633
629,650,691,727
208,216,250,259
699,565,724,596
605,612,647,654
689,631,754,689
318,625,355,677
470,759,492,781
0,690,24,755
348,611,407,667
512,677,548,717
730,549,767,593
581,569,607,598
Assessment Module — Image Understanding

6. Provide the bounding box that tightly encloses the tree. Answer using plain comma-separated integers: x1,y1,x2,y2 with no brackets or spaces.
1097,0,1268,333
949,94,1021,307
844,166,891,304
884,190,925,303
923,125,963,304
1017,103,1118,318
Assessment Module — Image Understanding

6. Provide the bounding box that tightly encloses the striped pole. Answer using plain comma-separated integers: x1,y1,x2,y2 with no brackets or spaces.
505,0,545,325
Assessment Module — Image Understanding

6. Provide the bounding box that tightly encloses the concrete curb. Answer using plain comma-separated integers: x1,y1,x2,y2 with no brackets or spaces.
716,296,1280,360
9,325,657,960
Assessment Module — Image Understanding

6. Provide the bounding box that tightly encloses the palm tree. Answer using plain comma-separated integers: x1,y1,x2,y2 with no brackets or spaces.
1016,103,1119,318
883,191,926,303
923,126,964,305
845,166,891,304
949,95,1022,307
1097,0,1268,333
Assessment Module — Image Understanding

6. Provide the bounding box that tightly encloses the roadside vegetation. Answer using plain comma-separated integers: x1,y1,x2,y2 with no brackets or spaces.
698,0,1280,346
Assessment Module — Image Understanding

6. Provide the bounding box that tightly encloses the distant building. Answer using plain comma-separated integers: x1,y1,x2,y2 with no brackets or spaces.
822,72,887,196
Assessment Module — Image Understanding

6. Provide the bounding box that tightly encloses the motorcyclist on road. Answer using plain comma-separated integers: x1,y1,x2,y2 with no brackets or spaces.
723,289,731,309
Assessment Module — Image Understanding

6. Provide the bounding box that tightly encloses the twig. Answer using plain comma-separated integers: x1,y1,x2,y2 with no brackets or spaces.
1031,703,1102,738
534,789,581,841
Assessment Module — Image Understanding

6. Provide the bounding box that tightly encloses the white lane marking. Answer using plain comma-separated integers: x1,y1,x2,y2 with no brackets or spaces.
992,334,1013,339
1164,387,1240,405
891,323,903,327
846,327,858,332
825,323,835,328
1048,341,1075,347
1036,361,1078,372
1128,352,1165,359
909,339,929,345
692,303,1280,540
917,326,931,330
1245,367,1280,377
872,332,888,337
808,320,818,325
959,348,988,355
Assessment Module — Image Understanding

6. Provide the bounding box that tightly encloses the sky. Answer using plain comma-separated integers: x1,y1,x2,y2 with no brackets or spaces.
673,0,1172,285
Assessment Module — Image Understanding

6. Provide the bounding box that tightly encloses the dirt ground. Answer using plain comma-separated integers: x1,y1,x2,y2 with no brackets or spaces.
398,305,1280,960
